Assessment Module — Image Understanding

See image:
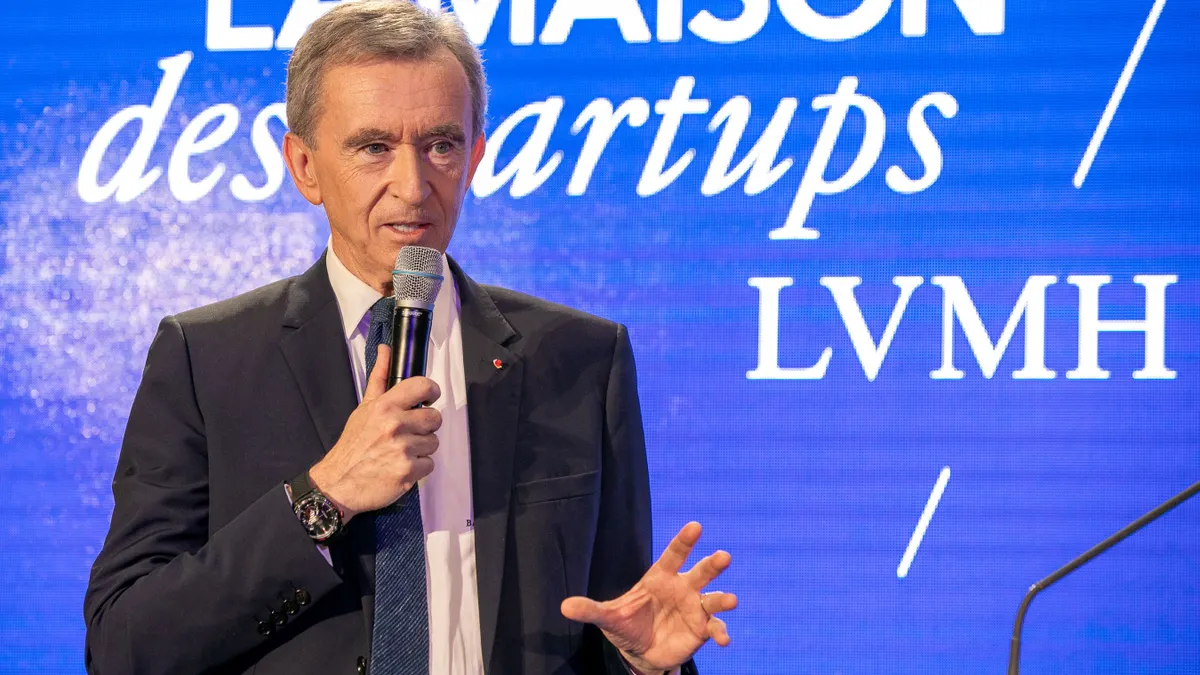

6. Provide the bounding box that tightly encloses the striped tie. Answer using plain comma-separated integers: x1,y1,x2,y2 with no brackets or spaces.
364,296,429,675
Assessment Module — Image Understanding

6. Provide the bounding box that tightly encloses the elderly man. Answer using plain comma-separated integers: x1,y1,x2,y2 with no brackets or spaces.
83,2,735,674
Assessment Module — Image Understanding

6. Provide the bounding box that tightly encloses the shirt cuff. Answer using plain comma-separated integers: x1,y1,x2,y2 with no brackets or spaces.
283,484,333,567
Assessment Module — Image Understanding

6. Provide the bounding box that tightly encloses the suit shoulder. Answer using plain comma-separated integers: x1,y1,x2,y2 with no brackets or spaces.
172,276,294,331
481,284,622,349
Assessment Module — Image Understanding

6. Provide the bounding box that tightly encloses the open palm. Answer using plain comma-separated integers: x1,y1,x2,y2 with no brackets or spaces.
560,522,737,673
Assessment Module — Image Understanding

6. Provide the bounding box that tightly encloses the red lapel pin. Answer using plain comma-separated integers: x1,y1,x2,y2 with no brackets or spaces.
493,358,504,370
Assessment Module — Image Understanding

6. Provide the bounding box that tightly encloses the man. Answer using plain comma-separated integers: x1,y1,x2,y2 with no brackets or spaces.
83,2,735,674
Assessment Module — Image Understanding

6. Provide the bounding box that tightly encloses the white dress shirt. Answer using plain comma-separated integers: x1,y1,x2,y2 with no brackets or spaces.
321,245,667,675
326,244,485,675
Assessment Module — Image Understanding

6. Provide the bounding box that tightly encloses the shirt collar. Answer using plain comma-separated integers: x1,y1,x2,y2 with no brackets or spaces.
325,241,384,340
324,240,459,341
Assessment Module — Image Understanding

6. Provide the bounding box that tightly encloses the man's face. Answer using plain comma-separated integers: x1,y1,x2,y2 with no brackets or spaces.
284,49,485,287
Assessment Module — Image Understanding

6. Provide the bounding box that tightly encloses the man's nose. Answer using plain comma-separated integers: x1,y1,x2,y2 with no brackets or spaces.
385,145,431,205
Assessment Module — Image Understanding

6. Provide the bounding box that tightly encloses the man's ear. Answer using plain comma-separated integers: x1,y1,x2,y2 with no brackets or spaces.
464,133,487,188
282,131,323,206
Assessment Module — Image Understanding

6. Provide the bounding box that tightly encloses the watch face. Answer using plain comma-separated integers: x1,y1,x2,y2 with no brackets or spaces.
294,493,341,542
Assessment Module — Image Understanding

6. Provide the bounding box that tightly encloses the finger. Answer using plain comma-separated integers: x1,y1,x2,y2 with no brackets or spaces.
400,433,439,458
406,407,442,436
560,596,607,626
409,456,435,482
393,407,441,437
654,521,702,574
382,376,441,411
414,376,441,407
363,344,392,401
707,616,731,647
684,550,731,590
700,592,738,615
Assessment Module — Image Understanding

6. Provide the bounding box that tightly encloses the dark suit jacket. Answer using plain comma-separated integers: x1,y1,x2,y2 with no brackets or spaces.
84,254,697,675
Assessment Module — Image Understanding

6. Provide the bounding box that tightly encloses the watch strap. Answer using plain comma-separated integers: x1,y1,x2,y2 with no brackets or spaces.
287,469,317,502
287,469,343,543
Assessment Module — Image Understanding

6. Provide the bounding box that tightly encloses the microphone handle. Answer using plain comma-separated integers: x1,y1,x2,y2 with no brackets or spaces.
387,305,432,389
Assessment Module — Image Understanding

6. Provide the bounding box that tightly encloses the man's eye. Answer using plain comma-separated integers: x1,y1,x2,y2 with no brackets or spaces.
431,141,453,155
364,143,387,154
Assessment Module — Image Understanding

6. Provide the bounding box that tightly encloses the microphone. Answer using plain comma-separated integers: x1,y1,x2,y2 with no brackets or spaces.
386,245,444,389
1007,478,1200,674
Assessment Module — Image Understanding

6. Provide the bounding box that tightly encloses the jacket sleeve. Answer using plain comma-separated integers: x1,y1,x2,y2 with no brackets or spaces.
589,324,699,675
83,316,345,674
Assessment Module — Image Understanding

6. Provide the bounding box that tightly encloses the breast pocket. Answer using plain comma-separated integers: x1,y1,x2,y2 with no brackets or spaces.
513,470,600,505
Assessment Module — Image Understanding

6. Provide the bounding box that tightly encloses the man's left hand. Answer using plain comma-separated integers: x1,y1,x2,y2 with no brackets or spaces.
560,522,737,673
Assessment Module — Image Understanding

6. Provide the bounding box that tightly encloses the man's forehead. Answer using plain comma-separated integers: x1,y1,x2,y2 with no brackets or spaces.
324,53,468,104
318,55,471,136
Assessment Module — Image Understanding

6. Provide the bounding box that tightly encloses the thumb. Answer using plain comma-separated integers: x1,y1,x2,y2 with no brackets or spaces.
560,596,607,626
364,344,391,400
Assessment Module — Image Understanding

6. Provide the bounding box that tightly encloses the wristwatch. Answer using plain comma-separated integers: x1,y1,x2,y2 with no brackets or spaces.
287,470,343,543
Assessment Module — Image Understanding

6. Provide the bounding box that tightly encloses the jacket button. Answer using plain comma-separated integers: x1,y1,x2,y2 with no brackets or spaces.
271,610,288,628
356,655,367,674
257,620,274,637
295,588,312,606
282,599,299,615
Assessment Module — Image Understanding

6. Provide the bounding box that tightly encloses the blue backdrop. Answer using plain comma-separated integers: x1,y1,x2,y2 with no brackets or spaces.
1,0,1198,672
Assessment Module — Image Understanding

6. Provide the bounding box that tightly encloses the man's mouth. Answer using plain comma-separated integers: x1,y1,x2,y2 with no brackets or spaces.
386,222,428,234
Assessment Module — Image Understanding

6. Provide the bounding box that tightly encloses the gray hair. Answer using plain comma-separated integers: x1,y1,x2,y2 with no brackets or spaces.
286,0,488,145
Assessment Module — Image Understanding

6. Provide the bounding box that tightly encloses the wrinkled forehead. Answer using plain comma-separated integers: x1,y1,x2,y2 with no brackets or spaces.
314,50,474,142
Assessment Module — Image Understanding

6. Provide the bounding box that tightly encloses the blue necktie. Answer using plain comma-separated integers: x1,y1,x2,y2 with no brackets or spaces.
364,296,429,675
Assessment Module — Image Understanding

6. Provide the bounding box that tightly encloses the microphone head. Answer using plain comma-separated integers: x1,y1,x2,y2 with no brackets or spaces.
392,245,444,310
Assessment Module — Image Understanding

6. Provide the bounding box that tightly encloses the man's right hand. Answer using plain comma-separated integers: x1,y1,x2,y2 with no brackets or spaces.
308,344,441,522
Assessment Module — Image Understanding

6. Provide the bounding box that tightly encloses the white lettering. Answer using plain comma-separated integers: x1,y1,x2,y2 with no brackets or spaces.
777,0,893,41
78,52,193,204
432,0,537,46
206,0,274,51
200,0,1008,52
747,277,833,380
168,104,240,202
930,275,1057,379
509,0,536,45
472,98,564,198
656,0,683,42
568,98,651,195
231,103,288,202
702,97,795,196
275,0,343,50
770,76,885,240
637,77,711,197
540,0,652,45
688,0,771,44
823,276,924,381
439,0,502,44
886,92,957,194
1066,275,1177,379
901,0,1005,37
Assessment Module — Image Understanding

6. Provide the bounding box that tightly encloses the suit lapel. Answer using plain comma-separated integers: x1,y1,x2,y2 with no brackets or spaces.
450,257,522,673
278,252,359,458
279,253,521,668
278,253,378,641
